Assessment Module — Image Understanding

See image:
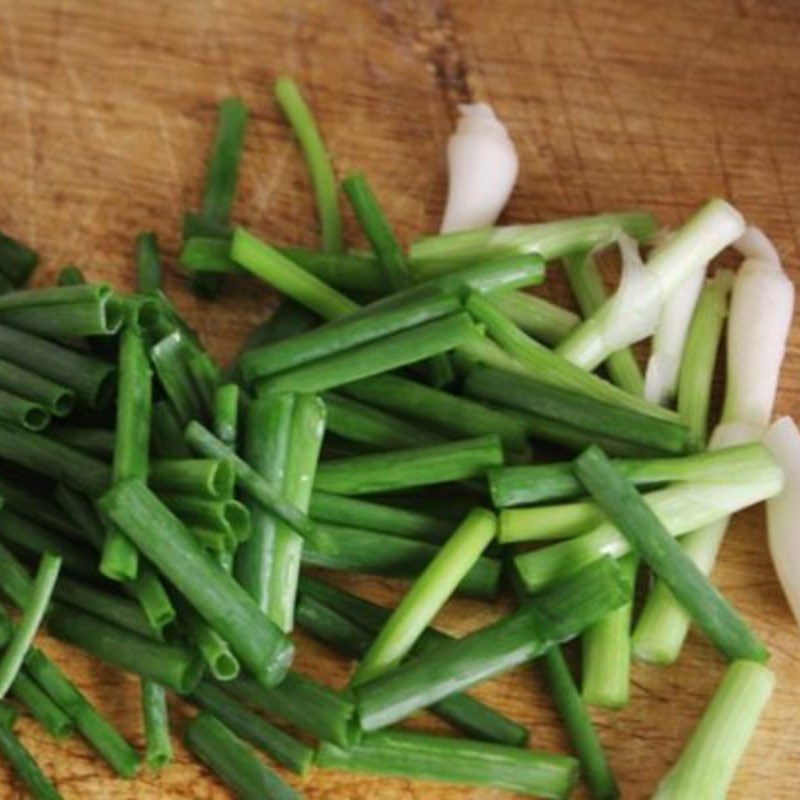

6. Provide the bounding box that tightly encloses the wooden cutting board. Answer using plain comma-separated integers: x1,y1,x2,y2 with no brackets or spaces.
1,1,799,797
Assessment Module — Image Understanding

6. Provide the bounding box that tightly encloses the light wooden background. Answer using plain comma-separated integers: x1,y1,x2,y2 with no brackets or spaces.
1,1,799,798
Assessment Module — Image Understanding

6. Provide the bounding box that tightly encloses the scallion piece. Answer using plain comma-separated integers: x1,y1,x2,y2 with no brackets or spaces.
99,478,294,686
186,711,299,800
318,730,578,799
149,458,234,500
0,709,63,800
542,646,620,800
0,229,38,287
355,557,630,731
653,660,774,799
141,680,172,771
47,426,115,457
0,324,115,407
0,359,75,417
25,647,140,777
269,394,325,631
0,388,50,431
488,290,579,346
0,554,61,698
275,77,342,254
573,446,769,663
47,605,204,693
192,681,314,776
352,508,496,685
150,331,203,426
57,264,85,286
151,400,193,458
135,232,162,294
158,495,250,541
184,421,314,537
213,383,239,447
11,670,74,739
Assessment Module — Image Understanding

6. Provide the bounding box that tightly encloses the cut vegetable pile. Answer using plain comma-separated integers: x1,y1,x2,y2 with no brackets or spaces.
0,76,794,800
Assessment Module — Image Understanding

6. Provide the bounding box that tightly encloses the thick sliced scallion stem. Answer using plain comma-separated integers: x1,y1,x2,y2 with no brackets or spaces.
556,200,745,370
151,400,193,458
0,229,38,286
0,323,115,408
149,458,234,500
141,680,172,771
499,499,607,543
213,383,239,447
184,421,313,537
135,232,162,294
573,446,768,662
275,77,342,254
47,605,204,693
318,730,578,799
488,290,579,345
342,374,530,455
355,557,629,731
303,522,500,599
261,314,480,398
542,646,620,800
513,468,782,587
227,670,357,748
186,711,299,800
150,331,203,426
563,252,644,396
234,394,294,611
0,388,50,431
159,495,250,540
465,365,689,455
490,443,772,507
0,712,63,800
323,392,443,450
0,284,124,338
11,671,74,739
0,554,61,698
24,647,140,777
192,682,314,775
409,211,657,275
48,426,115,457
187,351,221,422
0,359,75,417
174,598,240,681
295,591,528,746
102,322,152,582
465,293,675,421
653,660,774,800
269,394,325,632
676,270,732,447
99,478,294,686
0,542,35,609
315,435,503,495
352,508,496,686
309,491,452,542
581,555,637,710
233,228,357,319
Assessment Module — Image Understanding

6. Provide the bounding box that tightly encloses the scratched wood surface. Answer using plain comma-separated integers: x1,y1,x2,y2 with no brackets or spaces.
0,0,799,798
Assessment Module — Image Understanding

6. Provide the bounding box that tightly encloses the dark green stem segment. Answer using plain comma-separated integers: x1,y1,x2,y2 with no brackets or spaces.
226,670,356,749
342,373,530,455
150,331,203,426
184,421,314,537
572,446,769,663
314,435,503,495
24,647,140,777
317,730,578,799
149,458,235,500
99,478,294,686
191,682,314,776
10,670,74,739
354,557,630,731
0,359,75,417
47,604,204,694
542,646,620,800
275,77,342,254
141,680,172,771
0,229,38,287
0,387,50,431
57,265,85,286
296,589,529,747
309,491,452,542
0,710,63,800
0,323,115,408
186,711,299,800
465,365,691,455
151,401,193,458
0,422,111,496
135,232,162,294
302,522,500,599
214,383,239,447
47,426,115,458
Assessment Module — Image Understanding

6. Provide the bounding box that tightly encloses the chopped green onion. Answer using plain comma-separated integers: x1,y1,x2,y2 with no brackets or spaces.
149,458,234,500
0,708,63,800
573,446,768,663
0,359,75,417
56,264,85,286
213,383,239,447
141,680,172,771
11,670,74,739
135,232,162,294
653,660,774,799
275,77,342,254
0,229,38,286
318,730,578,799
352,508,496,685
487,290,579,346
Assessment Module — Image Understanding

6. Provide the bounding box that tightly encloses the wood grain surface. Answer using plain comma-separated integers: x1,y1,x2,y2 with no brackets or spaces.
1,1,799,798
